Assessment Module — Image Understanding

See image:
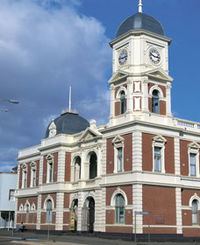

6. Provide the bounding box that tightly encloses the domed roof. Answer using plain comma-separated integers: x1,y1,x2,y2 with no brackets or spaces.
45,112,89,138
116,12,164,38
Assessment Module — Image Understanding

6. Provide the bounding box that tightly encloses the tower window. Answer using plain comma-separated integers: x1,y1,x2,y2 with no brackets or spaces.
152,90,160,113
117,147,123,172
120,91,126,114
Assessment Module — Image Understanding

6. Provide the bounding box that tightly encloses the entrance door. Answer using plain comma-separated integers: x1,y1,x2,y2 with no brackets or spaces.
82,197,95,232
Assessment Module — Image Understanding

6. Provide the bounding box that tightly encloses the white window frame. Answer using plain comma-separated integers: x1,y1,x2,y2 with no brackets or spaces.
46,155,54,183
188,143,200,177
152,136,166,173
112,136,125,173
30,161,37,187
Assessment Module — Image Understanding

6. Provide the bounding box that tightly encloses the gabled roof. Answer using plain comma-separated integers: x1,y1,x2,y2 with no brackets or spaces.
109,71,129,84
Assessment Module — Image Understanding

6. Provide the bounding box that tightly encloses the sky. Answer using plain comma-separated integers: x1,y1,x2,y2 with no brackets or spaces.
0,0,200,171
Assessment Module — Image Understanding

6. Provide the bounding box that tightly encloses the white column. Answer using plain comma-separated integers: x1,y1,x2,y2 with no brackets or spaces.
174,138,180,175
109,85,115,120
133,184,143,234
77,192,85,231
101,139,107,176
80,152,86,180
36,194,42,230
94,190,104,232
176,188,182,234
39,156,44,185
127,80,132,113
143,79,149,112
132,132,142,171
97,146,102,177
56,193,64,230
166,83,172,116
57,151,65,182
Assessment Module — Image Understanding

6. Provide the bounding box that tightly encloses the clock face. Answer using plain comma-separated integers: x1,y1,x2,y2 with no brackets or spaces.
149,48,161,64
118,49,128,65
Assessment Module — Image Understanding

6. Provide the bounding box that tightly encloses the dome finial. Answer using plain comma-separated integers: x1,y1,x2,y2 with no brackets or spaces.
138,0,143,13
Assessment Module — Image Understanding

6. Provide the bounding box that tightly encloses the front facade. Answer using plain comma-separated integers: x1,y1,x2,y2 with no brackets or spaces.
16,2,200,238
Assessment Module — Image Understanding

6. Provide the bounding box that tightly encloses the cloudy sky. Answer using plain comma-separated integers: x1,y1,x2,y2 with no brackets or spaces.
0,0,200,171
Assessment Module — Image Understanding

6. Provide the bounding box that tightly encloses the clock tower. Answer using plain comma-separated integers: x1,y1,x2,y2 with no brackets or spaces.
109,0,173,126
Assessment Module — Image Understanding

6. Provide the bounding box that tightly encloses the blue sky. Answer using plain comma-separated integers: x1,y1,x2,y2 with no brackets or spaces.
0,0,200,171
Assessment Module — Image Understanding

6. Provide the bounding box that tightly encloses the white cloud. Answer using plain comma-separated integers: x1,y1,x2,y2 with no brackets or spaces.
0,0,111,170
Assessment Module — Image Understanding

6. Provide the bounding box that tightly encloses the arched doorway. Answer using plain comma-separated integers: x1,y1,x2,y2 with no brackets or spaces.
82,197,95,233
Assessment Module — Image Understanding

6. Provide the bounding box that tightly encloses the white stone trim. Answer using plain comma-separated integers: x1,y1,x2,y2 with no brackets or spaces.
132,132,142,171
189,193,200,208
57,151,66,182
110,188,128,206
36,194,42,230
55,193,64,230
133,184,143,233
176,188,182,234
174,138,180,175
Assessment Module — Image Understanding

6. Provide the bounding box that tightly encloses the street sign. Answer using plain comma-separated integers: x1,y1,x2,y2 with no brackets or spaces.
135,211,151,215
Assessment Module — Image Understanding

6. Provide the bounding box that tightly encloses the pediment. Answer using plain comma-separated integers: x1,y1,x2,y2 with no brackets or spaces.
153,135,167,143
80,128,102,142
145,68,173,82
109,71,129,84
188,142,200,149
112,135,124,144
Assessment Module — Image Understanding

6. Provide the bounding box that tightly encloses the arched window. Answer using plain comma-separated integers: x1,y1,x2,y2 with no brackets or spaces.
46,199,52,223
74,157,81,182
22,165,27,188
30,162,36,187
115,194,125,224
46,155,54,183
192,200,199,225
89,152,97,179
152,90,160,113
120,91,126,114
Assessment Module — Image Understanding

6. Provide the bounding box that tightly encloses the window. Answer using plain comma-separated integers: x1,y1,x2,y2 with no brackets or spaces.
154,146,162,172
192,200,199,225
46,155,54,183
22,165,27,188
89,152,97,179
152,90,159,113
152,136,166,173
190,153,197,176
120,91,126,114
9,189,15,201
112,135,124,173
46,199,53,223
115,194,125,224
74,156,81,182
25,204,30,223
117,147,123,172
30,162,36,187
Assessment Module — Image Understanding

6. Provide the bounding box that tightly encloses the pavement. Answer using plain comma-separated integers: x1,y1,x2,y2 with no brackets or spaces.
0,230,200,245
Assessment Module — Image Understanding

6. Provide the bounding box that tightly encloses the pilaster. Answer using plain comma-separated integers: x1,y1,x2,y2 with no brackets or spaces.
55,193,64,230
174,138,180,175
133,184,143,234
132,132,142,171
36,194,42,230
142,79,149,112
39,156,44,185
57,151,65,182
176,188,182,234
166,83,172,116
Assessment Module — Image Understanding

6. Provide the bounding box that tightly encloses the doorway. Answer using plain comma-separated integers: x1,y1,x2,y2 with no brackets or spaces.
82,197,95,232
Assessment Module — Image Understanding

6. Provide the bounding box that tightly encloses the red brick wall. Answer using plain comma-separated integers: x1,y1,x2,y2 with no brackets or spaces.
143,186,176,231
106,226,132,233
65,152,71,181
142,133,175,174
17,197,38,211
106,138,114,174
160,101,166,115
64,193,70,209
106,134,132,174
123,134,132,171
180,140,190,176
115,102,120,116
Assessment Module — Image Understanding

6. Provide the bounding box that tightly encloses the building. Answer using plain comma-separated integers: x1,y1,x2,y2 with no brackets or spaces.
0,171,17,229
15,0,200,238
